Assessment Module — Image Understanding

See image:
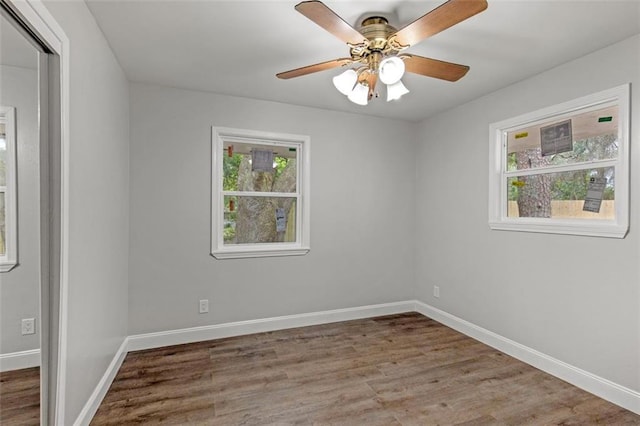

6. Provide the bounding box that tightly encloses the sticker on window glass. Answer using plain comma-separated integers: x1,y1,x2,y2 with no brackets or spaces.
515,132,528,139
252,149,274,172
583,177,606,213
540,119,573,156
275,208,286,232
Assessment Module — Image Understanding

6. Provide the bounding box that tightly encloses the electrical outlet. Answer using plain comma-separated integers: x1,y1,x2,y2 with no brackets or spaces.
21,318,35,335
433,285,440,299
199,299,209,314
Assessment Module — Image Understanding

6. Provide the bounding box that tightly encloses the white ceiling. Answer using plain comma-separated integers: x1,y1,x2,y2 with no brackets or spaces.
86,0,640,122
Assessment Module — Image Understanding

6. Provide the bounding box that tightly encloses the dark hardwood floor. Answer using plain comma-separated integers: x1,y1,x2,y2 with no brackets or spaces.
91,313,640,425
0,366,39,425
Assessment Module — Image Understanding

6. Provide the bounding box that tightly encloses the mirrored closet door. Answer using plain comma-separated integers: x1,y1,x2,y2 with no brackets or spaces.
0,2,60,423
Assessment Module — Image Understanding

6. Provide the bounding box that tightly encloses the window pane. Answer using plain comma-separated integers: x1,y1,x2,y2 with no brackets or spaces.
0,192,5,255
507,106,618,172
223,141,297,193
507,167,614,219
223,195,296,245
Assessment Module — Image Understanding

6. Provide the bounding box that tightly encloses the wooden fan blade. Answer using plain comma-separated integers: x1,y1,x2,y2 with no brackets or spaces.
276,58,353,79
392,0,487,47
403,54,470,82
295,1,367,45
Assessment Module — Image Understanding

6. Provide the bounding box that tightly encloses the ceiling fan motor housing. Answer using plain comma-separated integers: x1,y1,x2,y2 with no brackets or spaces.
350,16,401,67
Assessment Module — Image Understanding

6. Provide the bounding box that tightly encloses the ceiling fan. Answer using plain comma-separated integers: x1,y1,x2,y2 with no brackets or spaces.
277,0,488,105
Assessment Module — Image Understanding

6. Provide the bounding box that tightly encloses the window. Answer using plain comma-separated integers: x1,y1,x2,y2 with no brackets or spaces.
0,106,17,271
211,127,310,259
489,84,629,238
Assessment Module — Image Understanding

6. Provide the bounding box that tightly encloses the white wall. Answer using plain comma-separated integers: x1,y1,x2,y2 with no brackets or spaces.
128,84,416,335
0,65,40,356
14,1,637,420
415,35,640,392
42,1,130,423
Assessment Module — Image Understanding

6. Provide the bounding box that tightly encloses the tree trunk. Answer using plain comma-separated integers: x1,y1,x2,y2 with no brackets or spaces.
516,149,552,218
234,157,297,243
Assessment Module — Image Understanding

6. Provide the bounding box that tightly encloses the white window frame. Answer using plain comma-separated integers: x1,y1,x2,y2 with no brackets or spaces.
488,84,630,238
211,126,310,259
1,106,18,271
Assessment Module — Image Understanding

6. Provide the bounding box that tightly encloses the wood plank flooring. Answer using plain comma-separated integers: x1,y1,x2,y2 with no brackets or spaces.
92,313,639,425
0,366,39,425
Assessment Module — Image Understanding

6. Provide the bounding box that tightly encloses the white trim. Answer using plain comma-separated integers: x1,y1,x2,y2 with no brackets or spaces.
212,246,310,259
127,301,414,352
487,220,627,238
211,126,311,259
0,349,40,372
488,84,630,238
414,301,640,415
5,0,62,54
7,1,71,424
0,106,18,272
72,339,128,426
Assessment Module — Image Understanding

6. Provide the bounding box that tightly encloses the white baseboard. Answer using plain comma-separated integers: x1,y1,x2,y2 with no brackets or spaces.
73,338,129,426
414,301,640,415
0,349,40,372
75,299,640,425
127,301,415,352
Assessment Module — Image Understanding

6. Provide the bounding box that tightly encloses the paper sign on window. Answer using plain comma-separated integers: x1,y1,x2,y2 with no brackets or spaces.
252,149,274,172
540,119,573,156
275,208,286,232
583,177,606,213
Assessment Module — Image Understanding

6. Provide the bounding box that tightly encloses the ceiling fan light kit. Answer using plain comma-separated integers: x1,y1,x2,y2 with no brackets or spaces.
347,82,370,106
332,69,358,95
386,80,410,102
334,57,408,104
277,0,488,106
379,56,405,85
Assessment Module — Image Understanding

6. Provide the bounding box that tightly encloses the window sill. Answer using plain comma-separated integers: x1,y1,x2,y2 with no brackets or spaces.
489,220,628,238
211,246,310,260
0,261,18,273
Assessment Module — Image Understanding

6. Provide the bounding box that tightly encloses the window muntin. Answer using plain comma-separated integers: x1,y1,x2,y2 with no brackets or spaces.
0,106,17,271
211,127,310,259
489,85,629,238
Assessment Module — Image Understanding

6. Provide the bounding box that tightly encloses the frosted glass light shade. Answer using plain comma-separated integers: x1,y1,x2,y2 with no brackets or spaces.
386,80,409,101
348,83,369,105
332,69,358,96
379,56,405,85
